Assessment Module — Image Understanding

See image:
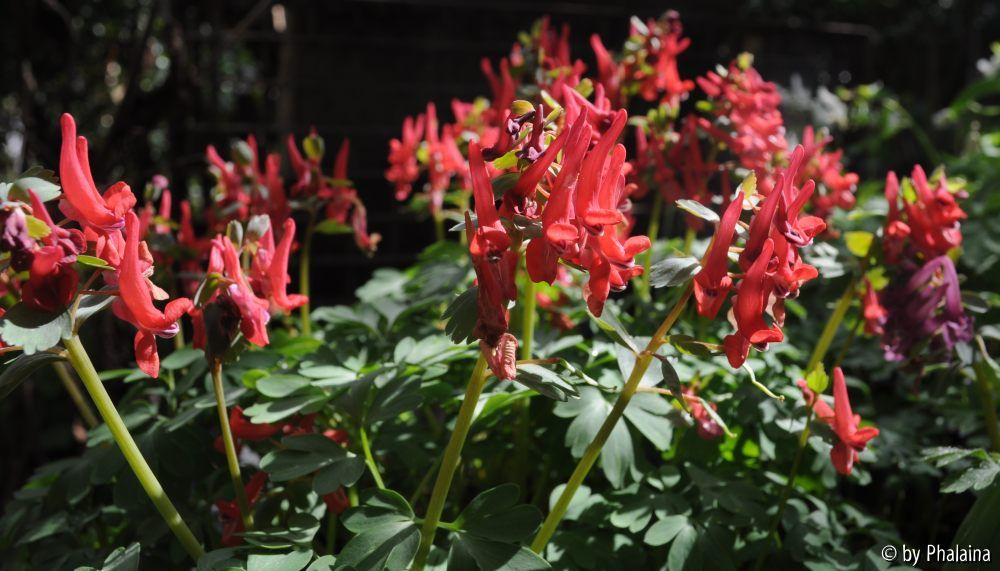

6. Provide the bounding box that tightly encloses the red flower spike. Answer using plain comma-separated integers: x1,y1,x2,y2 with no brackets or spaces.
829,367,879,476
693,197,743,319
218,237,270,347
114,212,193,378
59,113,136,231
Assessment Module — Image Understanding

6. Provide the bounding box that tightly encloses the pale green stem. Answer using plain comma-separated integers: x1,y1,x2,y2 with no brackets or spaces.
412,356,489,571
299,209,317,336
53,361,99,429
805,275,857,375
359,426,386,489
63,335,204,561
531,285,693,553
212,360,252,531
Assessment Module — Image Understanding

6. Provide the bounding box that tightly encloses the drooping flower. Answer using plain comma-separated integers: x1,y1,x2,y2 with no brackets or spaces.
216,471,268,547
251,218,308,315
693,196,743,319
724,238,783,368
861,277,888,336
112,212,193,378
466,142,518,378
828,367,879,476
59,114,137,231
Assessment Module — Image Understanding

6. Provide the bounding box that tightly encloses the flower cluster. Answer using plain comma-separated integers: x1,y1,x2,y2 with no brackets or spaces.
206,131,379,257
694,146,825,367
863,167,973,363
797,367,879,476
465,104,651,379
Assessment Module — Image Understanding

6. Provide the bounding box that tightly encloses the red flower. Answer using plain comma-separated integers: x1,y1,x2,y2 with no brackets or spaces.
323,487,351,516
861,278,888,335
693,197,742,319
723,238,783,368
829,368,879,475
216,236,271,347
251,219,308,315
882,172,910,265
112,212,193,378
386,115,426,201
682,386,723,440
59,114,137,231
230,406,281,441
885,165,966,262
216,471,268,547
466,142,518,379
20,191,85,312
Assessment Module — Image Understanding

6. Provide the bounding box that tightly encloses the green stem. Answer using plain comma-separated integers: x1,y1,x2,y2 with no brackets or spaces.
805,275,857,375
512,269,538,494
754,275,859,569
53,361,99,429
325,511,339,555
212,360,252,531
682,226,696,255
433,211,446,243
531,285,693,553
521,277,537,361
63,335,204,561
639,191,664,300
973,336,1000,453
359,426,386,489
299,209,317,337
412,356,489,571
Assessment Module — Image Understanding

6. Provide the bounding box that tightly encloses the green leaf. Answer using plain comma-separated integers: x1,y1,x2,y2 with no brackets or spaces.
0,303,72,355
667,524,698,570
941,461,1000,494
454,484,542,543
12,176,61,202
313,456,366,495
314,219,353,235
514,364,579,401
443,287,479,345
554,387,634,487
338,489,419,571
589,304,639,353
100,543,141,571
243,391,328,424
448,534,550,570
0,352,66,401
648,257,701,289
76,290,117,326
76,255,113,270
247,548,313,571
944,483,1000,571
305,556,337,571
844,231,874,258
644,515,689,547
256,374,312,398
805,365,829,395
160,348,203,371
675,199,720,223
623,392,673,449
261,434,362,482
654,354,688,413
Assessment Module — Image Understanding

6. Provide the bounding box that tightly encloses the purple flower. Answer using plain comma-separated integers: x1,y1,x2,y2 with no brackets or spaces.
881,256,973,363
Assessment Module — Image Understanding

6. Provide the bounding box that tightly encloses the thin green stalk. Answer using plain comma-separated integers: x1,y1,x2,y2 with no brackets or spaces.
212,360,252,531
639,191,664,300
521,277,537,361
682,226,696,255
531,285,693,553
973,336,1000,453
53,361,99,429
63,335,204,561
805,276,857,375
512,270,538,493
299,209,317,336
325,511,339,555
359,426,386,489
412,356,489,571
433,211,446,243
754,276,858,569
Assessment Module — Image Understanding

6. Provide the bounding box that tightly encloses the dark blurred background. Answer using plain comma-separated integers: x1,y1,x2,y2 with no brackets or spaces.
1,0,998,503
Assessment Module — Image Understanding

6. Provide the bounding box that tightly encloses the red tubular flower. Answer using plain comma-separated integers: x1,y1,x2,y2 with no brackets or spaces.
216,471,268,547
902,165,966,259
682,386,723,440
386,114,426,201
829,367,879,476
20,191,85,312
575,111,628,235
882,172,910,265
861,277,888,335
217,237,270,347
252,219,308,315
323,488,351,516
229,406,280,441
693,197,742,319
59,114,137,231
525,111,592,284
113,212,193,378
467,142,518,379
723,238,783,368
